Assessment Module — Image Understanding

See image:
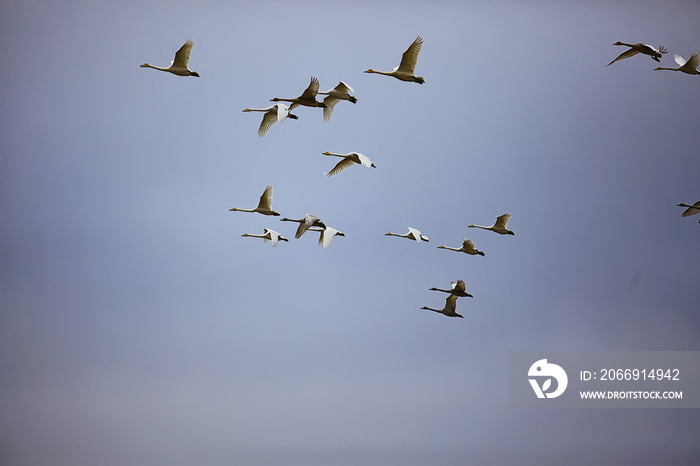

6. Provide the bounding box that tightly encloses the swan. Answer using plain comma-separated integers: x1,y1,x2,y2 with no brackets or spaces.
654,52,700,74
429,280,473,298
317,81,357,121
228,184,280,216
322,151,376,176
280,214,326,239
270,76,326,109
421,294,462,318
242,104,298,137
438,239,485,256
364,36,425,84
468,213,515,235
385,227,429,243
606,42,668,66
678,201,700,220
241,228,288,247
309,226,345,248
140,39,200,77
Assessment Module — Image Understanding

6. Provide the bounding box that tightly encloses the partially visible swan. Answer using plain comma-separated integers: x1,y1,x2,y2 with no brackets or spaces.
468,213,515,235
317,81,357,121
280,214,326,239
655,52,700,75
438,239,485,256
429,280,473,298
385,227,429,243
242,104,298,137
229,184,280,216
678,201,700,220
309,227,345,248
606,42,668,66
140,39,200,77
270,77,326,109
421,294,462,318
365,36,425,84
322,151,376,176
241,228,288,247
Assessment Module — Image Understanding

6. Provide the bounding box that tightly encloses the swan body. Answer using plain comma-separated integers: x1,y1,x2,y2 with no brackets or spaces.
140,39,200,77
309,227,345,248
270,76,326,109
438,239,485,256
678,201,700,221
241,228,288,247
606,42,668,66
421,294,462,318
429,280,473,298
365,36,425,84
280,214,326,239
229,184,280,216
322,151,376,176
242,104,298,137
655,53,700,74
318,81,357,121
385,227,429,243
468,213,515,235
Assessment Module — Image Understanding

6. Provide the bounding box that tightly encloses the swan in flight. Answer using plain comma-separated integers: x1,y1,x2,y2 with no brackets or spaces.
654,52,700,75
317,81,357,121
228,184,280,216
280,214,326,239
438,239,485,256
678,201,700,220
241,228,288,247
270,76,326,109
365,36,425,84
429,280,473,298
385,227,429,243
468,213,515,235
421,295,462,318
322,151,376,176
606,42,668,66
140,39,200,77
242,104,298,137
309,227,345,248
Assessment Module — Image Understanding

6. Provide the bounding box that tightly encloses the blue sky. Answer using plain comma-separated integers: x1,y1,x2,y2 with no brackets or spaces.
2,1,699,465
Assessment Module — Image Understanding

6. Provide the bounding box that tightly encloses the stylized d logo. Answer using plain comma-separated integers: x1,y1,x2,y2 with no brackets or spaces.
528,359,568,399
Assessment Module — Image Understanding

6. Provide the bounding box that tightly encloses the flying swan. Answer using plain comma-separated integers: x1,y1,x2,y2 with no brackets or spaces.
322,151,376,176
270,77,326,109
280,214,326,239
468,213,515,235
678,201,700,221
140,39,200,77
385,227,429,243
438,239,485,256
421,294,463,318
228,184,280,216
318,81,357,121
654,52,700,75
309,226,345,248
606,42,668,66
429,280,473,298
242,104,298,137
365,36,425,84
241,228,288,247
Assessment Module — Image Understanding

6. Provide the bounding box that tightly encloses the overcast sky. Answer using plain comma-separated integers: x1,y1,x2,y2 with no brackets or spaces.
1,1,699,465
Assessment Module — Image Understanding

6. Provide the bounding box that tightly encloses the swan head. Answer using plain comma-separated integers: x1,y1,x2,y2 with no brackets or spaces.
190,71,200,77
613,41,624,46
287,113,299,120
140,63,150,68
653,67,663,71
364,69,375,74
507,231,515,236
348,96,358,103
414,76,425,84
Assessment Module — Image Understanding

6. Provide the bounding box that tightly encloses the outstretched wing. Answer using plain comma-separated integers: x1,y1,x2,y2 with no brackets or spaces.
257,111,278,137
300,76,320,99
397,36,423,74
173,39,193,68
322,96,340,122
685,52,699,70
494,213,512,229
606,47,639,66
257,185,274,210
327,157,355,176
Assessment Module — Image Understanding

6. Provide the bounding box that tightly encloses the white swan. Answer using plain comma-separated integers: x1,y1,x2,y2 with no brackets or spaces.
140,39,200,77
317,81,357,121
606,42,668,66
385,227,429,243
241,228,288,247
242,104,298,137
468,213,515,235
655,52,700,75
309,226,345,248
429,280,473,298
678,201,700,220
270,76,326,109
229,184,280,216
322,151,376,176
365,36,425,84
421,294,462,318
280,214,326,239
438,239,485,256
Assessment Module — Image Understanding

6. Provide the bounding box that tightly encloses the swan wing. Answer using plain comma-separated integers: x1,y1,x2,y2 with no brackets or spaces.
355,153,374,168
300,76,320,99
275,104,290,122
397,36,423,74
322,96,340,122
674,54,687,67
173,39,194,68
463,239,476,250
606,47,639,66
681,202,700,217
407,227,422,242
452,280,466,293
444,294,458,313
494,213,512,229
327,157,355,176
257,184,274,210
685,52,699,70
258,111,278,137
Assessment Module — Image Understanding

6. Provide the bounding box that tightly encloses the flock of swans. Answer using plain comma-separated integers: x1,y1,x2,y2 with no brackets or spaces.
140,36,696,319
